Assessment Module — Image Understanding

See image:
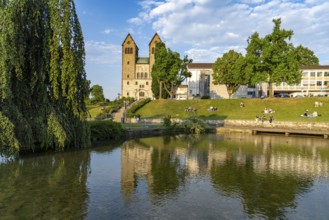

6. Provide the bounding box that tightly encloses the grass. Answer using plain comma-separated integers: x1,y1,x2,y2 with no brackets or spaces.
135,97,329,122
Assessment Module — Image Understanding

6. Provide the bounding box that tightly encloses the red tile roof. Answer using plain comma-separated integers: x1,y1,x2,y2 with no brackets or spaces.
187,63,213,69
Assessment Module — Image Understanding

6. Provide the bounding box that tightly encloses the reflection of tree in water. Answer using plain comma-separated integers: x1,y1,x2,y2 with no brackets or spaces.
0,150,90,219
150,147,188,196
210,150,313,219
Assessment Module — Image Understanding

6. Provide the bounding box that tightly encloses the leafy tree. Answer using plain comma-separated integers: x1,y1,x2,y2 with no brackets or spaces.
0,0,90,153
90,84,105,103
151,42,192,99
212,50,248,98
295,45,319,66
245,18,319,97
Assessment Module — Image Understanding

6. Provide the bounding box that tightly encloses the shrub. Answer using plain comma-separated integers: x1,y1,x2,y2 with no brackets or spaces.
163,115,172,127
181,117,208,134
201,95,210,99
88,120,125,141
126,98,151,117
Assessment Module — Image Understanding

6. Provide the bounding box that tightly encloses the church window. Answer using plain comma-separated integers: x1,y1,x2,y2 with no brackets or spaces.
139,92,145,97
152,47,155,54
144,73,147,78
137,72,140,78
141,72,143,78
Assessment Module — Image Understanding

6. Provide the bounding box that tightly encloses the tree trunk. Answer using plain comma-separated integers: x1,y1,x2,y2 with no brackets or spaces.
159,81,163,99
268,75,273,98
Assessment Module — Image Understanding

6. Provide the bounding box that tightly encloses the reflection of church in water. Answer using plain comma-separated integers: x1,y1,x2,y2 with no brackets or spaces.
121,135,329,199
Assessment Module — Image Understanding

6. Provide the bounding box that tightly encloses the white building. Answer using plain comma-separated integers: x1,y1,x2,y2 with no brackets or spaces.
187,63,329,99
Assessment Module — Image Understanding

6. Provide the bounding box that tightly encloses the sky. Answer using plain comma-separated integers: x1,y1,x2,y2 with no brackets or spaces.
75,0,329,100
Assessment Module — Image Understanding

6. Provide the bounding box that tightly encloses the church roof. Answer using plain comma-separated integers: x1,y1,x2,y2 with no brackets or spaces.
187,63,213,69
149,33,161,45
136,57,149,64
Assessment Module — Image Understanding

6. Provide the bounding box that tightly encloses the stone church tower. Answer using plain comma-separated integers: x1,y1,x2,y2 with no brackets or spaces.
121,33,161,100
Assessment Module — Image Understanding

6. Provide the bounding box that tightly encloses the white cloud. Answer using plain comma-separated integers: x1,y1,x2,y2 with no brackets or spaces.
85,41,121,64
102,28,113,34
130,0,329,64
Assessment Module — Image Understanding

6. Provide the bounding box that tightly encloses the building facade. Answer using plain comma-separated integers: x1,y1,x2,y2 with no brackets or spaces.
187,63,329,98
121,33,161,100
273,66,329,97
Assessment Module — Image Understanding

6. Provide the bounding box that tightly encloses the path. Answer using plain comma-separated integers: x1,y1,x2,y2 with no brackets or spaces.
112,107,125,123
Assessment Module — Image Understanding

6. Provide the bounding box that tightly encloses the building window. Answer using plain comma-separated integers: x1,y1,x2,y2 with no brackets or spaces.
137,72,139,78
324,81,329,86
127,61,130,65
152,47,155,54
135,81,138,85
125,47,133,54
145,73,148,78
317,81,322,86
302,72,308,77
317,72,322,77
310,81,315,86
127,74,129,78
127,92,129,96
141,72,143,78
324,72,329,77
146,82,149,85
139,92,145,97
310,72,316,77
127,81,129,85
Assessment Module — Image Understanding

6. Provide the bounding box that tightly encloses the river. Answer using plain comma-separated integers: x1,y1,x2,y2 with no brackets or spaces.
1,133,329,219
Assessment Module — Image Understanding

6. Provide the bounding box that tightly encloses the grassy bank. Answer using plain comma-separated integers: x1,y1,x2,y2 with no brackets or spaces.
135,97,329,122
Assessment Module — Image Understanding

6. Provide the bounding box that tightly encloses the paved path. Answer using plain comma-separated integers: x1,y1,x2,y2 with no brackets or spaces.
113,107,125,123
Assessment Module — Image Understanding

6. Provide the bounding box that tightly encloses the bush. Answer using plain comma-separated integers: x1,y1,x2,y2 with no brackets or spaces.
181,117,208,134
163,115,172,127
88,120,125,141
126,98,151,117
201,95,210,99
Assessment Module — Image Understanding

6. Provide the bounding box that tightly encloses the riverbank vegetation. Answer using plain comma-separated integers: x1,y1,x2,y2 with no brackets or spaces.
134,97,329,122
0,0,89,153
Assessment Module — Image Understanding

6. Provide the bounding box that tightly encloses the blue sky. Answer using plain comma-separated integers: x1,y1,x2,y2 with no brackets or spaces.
75,0,329,100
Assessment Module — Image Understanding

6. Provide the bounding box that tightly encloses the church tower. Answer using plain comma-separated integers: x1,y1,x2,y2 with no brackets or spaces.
149,33,161,73
121,33,161,100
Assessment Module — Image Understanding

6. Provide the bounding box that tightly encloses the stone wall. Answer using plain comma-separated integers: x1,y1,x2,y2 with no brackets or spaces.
138,118,329,131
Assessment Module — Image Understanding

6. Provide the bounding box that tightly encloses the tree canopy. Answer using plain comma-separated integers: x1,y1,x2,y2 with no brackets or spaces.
151,42,192,99
90,85,105,103
0,0,89,153
245,18,319,97
212,50,248,98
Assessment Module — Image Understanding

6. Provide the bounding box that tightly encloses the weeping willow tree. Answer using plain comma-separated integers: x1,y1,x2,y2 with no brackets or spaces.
0,0,90,154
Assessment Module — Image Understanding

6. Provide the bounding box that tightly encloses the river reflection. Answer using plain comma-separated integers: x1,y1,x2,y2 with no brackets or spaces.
1,134,329,219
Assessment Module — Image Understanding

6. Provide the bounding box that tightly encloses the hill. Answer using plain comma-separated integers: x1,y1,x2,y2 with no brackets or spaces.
135,97,329,122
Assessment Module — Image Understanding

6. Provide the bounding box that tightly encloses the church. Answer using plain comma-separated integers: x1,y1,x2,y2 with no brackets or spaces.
121,33,161,100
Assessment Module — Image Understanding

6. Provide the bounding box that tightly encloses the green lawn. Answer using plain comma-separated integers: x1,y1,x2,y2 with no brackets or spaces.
135,97,329,122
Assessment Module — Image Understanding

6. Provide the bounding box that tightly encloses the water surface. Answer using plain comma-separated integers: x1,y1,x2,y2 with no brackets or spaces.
1,133,329,219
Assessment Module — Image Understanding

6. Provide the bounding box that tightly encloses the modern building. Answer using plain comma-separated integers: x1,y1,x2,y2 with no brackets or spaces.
273,65,329,97
187,63,329,98
121,33,161,100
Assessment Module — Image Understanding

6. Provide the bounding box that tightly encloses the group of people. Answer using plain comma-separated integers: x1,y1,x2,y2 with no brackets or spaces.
263,107,274,114
302,109,320,118
208,106,218,112
256,114,274,124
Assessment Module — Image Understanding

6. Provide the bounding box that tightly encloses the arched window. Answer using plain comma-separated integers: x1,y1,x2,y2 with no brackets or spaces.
127,92,129,96
144,73,147,78
141,72,143,78
137,72,140,79
152,47,155,54
127,74,129,78
146,82,149,86
127,81,129,85
139,92,145,97
135,81,138,85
